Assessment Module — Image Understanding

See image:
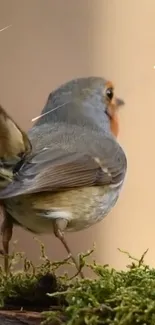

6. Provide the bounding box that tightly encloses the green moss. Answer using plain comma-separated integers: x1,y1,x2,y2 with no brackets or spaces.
0,243,155,325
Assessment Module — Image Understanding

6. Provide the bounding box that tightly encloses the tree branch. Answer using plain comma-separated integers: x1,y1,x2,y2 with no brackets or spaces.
0,310,42,325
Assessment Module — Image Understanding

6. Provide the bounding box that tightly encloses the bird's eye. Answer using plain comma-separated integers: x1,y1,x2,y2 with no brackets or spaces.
106,87,114,101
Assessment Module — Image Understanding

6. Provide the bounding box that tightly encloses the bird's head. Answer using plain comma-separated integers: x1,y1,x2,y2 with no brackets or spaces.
34,76,124,138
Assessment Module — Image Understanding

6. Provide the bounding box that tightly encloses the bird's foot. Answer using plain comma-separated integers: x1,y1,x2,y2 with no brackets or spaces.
54,219,85,279
0,214,13,274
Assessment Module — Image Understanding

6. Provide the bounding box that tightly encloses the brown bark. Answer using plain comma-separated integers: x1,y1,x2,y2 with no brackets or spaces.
0,310,43,325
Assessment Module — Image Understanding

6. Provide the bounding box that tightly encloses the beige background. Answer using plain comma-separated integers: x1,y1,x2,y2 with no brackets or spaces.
0,0,155,274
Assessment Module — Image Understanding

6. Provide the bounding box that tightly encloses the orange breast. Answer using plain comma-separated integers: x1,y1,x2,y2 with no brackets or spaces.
107,100,119,138
110,113,119,137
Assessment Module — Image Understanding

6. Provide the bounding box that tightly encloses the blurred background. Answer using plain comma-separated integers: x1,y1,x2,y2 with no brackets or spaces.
0,0,155,274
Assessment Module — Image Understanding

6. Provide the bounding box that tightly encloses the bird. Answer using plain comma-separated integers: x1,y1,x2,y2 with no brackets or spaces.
0,105,32,272
0,105,31,185
0,77,127,277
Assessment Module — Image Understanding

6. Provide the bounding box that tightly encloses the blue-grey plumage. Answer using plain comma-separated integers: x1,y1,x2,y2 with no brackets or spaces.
0,76,127,276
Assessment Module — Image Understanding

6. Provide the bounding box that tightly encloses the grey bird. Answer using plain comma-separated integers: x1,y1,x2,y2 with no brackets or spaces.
0,77,127,277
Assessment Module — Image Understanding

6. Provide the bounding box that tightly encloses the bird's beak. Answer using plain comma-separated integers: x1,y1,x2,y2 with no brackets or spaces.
115,97,125,107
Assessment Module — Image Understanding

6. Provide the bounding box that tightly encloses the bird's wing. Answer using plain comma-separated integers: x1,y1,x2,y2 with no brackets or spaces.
0,140,126,198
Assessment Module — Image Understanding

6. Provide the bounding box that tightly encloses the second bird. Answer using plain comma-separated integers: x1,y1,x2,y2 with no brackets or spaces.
0,76,127,277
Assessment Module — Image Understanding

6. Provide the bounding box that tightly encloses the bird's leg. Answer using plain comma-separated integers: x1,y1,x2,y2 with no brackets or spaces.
53,219,84,279
0,213,13,274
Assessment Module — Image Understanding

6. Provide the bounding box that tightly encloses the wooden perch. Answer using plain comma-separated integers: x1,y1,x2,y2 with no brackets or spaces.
0,310,43,325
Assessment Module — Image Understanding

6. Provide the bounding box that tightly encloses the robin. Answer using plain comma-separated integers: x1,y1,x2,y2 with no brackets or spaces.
0,105,32,271
0,105,31,184
0,77,127,277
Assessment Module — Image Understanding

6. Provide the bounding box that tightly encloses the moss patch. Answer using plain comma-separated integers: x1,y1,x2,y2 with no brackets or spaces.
0,243,155,325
